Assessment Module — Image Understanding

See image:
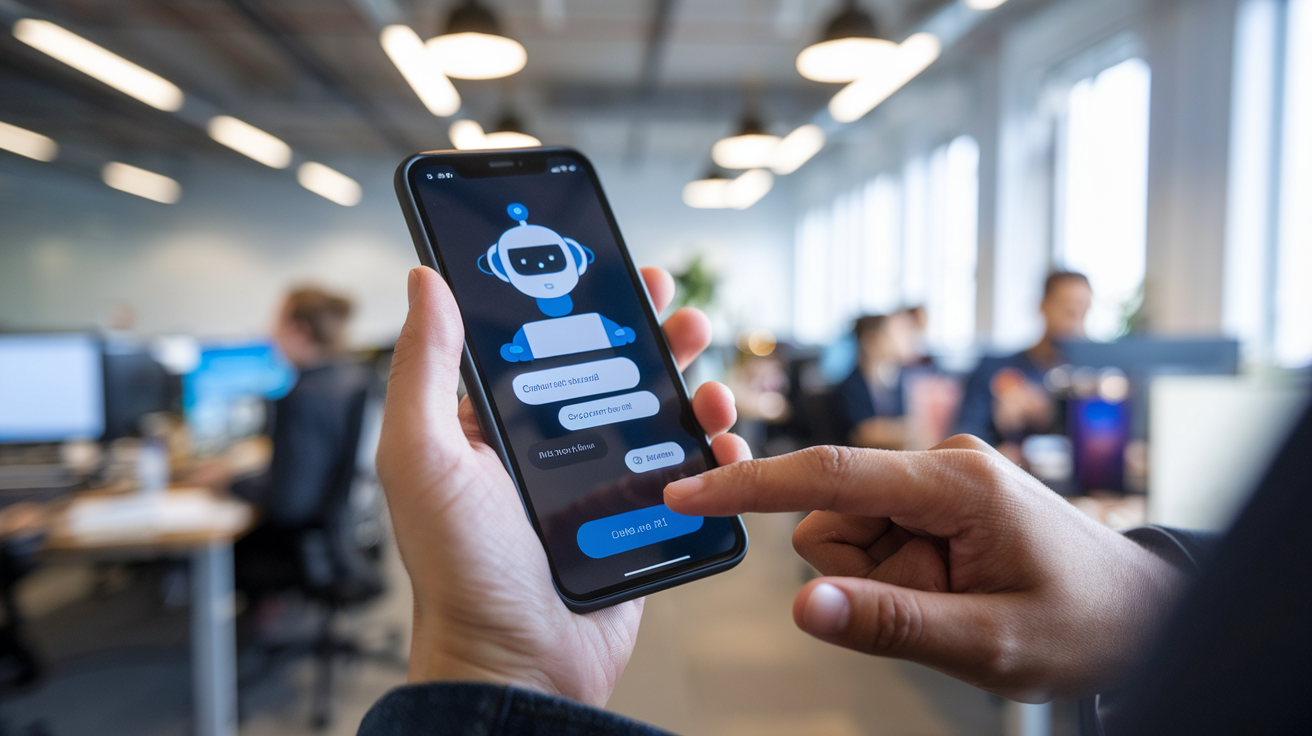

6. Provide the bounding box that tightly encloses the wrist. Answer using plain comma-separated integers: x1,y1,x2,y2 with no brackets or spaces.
406,609,561,700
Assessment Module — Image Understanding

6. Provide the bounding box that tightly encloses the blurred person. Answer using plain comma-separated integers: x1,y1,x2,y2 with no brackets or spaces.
901,304,933,367
355,266,1310,735
193,286,370,605
955,271,1092,459
836,314,916,449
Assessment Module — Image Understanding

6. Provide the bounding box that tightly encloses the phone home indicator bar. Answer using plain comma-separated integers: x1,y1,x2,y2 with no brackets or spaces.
624,555,691,578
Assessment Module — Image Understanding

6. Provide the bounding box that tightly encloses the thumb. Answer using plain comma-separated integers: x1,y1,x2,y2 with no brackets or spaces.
379,267,467,463
794,578,1010,679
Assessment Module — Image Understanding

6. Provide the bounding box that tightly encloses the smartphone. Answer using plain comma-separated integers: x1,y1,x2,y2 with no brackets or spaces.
394,147,748,612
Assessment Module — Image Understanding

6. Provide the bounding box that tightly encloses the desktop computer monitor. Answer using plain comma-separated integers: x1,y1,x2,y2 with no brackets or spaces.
103,341,175,440
0,334,106,443
1057,337,1240,493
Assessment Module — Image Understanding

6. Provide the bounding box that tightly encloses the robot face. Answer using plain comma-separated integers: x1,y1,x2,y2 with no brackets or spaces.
499,224,580,299
509,244,568,276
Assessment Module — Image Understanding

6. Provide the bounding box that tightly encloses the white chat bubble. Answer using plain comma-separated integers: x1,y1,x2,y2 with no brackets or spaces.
512,357,640,406
559,390,660,431
624,442,686,473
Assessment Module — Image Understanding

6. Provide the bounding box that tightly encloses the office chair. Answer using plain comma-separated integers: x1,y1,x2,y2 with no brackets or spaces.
237,363,403,730
0,529,44,694
298,380,403,730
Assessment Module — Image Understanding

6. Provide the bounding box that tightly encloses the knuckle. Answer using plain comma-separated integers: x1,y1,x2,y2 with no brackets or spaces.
856,590,922,657
973,615,1025,684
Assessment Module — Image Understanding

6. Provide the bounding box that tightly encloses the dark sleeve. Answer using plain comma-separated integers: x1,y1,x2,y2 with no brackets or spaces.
953,360,996,441
834,371,874,444
357,682,676,736
262,391,342,527
1122,526,1221,572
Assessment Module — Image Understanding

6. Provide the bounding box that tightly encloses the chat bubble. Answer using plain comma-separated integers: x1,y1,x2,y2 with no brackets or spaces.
512,357,640,406
527,433,608,470
624,442,686,473
559,390,660,431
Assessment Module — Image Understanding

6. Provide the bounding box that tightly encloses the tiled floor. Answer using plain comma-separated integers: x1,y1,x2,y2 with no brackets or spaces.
1,512,1006,736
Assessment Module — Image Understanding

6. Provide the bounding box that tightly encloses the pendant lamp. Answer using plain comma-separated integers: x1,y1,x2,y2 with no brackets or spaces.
428,0,527,80
796,0,897,83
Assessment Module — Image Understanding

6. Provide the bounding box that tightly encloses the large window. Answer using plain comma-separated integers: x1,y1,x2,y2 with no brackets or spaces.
1055,57,1152,341
1225,0,1312,367
793,135,980,355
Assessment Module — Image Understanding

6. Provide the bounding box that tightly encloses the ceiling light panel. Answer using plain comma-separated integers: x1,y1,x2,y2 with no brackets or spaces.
298,162,362,207
206,116,292,169
381,25,461,117
102,162,181,203
13,19,184,111
0,120,58,162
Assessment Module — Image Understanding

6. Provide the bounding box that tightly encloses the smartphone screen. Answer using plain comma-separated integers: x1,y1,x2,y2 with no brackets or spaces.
404,150,745,604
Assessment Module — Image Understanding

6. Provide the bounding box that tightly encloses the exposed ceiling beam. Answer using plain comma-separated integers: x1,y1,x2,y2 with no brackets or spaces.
625,0,678,162
221,0,419,154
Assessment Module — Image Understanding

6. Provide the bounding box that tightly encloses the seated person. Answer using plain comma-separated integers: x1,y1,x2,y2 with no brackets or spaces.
358,266,1312,735
955,271,1092,459
196,287,370,600
836,313,916,449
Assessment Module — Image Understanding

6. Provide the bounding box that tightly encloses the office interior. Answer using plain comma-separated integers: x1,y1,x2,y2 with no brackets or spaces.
0,0,1308,734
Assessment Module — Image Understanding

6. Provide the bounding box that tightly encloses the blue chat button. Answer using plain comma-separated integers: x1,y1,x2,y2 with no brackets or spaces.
576,504,704,559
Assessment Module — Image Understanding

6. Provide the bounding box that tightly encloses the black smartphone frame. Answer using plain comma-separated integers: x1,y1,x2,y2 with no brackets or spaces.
393,146,748,612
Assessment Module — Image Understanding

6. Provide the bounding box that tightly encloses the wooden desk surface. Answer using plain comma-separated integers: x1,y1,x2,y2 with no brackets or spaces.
35,488,255,558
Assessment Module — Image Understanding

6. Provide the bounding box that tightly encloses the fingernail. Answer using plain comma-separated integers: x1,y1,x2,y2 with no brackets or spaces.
407,269,420,307
664,476,704,501
803,583,850,637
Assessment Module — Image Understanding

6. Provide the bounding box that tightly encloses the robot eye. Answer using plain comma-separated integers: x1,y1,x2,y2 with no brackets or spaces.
508,244,568,276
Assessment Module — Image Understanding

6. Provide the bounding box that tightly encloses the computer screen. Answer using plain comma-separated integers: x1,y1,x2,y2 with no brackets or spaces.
0,334,105,443
183,341,296,448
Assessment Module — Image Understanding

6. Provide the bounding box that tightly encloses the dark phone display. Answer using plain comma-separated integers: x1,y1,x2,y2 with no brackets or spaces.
410,154,742,600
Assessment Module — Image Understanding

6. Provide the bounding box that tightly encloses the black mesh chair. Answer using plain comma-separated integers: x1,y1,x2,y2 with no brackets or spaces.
238,364,402,730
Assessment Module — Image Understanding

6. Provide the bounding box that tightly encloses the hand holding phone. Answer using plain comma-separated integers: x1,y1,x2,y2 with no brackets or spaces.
395,148,748,611
376,266,749,704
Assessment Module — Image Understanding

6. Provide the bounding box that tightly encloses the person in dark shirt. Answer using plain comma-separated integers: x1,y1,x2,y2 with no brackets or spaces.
359,266,1312,735
226,287,369,598
836,313,914,449
956,272,1091,458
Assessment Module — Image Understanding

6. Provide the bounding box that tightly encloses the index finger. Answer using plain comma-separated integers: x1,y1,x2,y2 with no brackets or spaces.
663,443,1009,528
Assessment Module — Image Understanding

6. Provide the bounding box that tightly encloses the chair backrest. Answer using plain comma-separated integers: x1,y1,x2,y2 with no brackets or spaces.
302,363,389,605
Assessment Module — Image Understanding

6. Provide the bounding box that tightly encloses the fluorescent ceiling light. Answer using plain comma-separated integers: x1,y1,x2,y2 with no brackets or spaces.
770,124,825,175
797,37,898,83
829,32,941,123
682,169,773,209
0,120,58,161
964,0,1008,9
448,119,541,150
102,162,180,203
726,169,774,209
298,162,362,206
428,33,527,80
682,175,730,209
380,25,461,117
712,132,782,170
13,19,184,111
206,115,292,168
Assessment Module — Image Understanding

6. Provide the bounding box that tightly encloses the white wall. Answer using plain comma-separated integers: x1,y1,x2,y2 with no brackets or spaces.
0,154,415,346
0,151,797,348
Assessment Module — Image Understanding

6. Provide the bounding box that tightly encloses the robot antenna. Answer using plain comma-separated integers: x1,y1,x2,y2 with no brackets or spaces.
507,203,529,225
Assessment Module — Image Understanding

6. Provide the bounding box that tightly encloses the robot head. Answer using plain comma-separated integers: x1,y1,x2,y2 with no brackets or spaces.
478,203,593,302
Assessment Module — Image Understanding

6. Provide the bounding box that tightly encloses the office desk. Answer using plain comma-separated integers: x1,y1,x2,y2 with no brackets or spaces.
42,492,252,736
